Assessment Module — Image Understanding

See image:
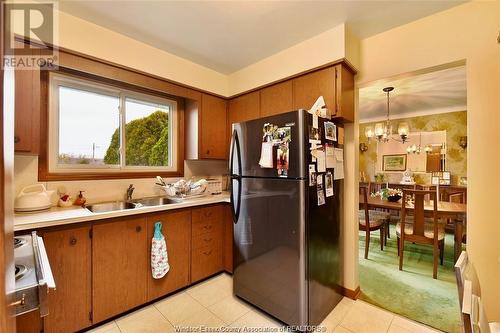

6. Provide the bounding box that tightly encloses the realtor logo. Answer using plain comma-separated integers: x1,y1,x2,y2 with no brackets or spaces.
2,1,59,70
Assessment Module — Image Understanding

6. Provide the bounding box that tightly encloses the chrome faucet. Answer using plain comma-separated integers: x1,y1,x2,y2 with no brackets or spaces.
126,184,135,201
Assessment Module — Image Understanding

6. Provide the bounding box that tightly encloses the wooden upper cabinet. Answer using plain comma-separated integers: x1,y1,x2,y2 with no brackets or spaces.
200,93,228,159
92,217,148,323
147,210,191,301
260,81,293,117
41,226,92,333
228,91,260,126
292,67,336,115
14,56,40,154
334,64,354,122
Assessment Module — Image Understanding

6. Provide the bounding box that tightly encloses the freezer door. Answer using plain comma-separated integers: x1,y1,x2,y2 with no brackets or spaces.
230,110,306,179
307,177,343,325
233,177,307,326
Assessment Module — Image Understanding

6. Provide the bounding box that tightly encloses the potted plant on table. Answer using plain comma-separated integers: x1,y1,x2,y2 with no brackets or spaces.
372,188,403,202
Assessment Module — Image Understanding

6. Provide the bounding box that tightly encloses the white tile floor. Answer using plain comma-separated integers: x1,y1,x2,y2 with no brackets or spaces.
86,273,442,333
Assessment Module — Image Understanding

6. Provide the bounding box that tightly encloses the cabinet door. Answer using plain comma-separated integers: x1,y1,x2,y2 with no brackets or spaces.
93,217,148,323
228,91,260,126
191,205,223,282
200,93,228,159
260,81,293,117
223,205,234,273
334,64,354,122
147,210,191,301
42,226,92,333
292,67,336,115
14,56,40,153
16,310,41,333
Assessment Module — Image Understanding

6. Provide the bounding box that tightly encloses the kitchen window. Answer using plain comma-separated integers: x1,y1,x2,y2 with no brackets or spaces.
48,73,178,174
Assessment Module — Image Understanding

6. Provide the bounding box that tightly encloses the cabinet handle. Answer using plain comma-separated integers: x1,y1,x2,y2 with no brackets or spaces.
206,150,210,155
9,294,25,307
14,136,20,144
203,250,212,256
204,238,212,242
136,226,142,232
69,237,77,246
203,225,212,230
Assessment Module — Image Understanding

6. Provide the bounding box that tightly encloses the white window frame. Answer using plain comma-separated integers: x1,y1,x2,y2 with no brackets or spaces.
48,72,178,174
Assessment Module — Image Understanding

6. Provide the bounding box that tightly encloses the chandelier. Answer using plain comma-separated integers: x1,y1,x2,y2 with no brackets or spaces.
406,132,433,154
365,87,410,143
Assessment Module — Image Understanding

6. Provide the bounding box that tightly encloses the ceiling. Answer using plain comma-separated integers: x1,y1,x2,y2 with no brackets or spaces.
57,1,464,74
359,65,467,122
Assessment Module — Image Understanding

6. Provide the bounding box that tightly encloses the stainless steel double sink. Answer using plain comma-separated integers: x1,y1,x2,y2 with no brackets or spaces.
86,197,182,213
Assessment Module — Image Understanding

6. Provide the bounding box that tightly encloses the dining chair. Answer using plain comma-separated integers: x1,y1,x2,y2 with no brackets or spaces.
366,182,392,242
359,185,390,259
455,251,473,333
471,294,500,333
397,189,445,279
454,251,499,333
369,182,387,194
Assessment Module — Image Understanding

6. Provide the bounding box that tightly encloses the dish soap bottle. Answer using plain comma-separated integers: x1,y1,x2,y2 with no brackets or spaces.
73,191,87,207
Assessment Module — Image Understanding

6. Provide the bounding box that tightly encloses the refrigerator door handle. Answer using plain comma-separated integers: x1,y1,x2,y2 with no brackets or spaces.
229,130,242,224
230,176,242,224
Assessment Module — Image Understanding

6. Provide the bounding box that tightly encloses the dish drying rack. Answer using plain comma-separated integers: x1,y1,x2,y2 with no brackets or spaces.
156,177,209,199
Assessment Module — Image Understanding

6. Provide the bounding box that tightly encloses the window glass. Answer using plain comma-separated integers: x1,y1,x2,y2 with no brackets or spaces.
50,73,177,173
123,98,170,167
58,86,120,166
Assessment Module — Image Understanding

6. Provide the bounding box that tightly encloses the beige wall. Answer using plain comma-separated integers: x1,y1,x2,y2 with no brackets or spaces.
14,155,227,204
358,1,500,319
227,24,346,95
12,7,229,96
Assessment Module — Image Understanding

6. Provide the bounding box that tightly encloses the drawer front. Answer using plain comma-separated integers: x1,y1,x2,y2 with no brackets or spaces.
192,205,223,224
191,244,222,282
192,219,222,237
192,232,221,250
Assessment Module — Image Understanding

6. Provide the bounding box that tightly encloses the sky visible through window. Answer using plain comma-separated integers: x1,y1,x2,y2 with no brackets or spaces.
58,86,169,165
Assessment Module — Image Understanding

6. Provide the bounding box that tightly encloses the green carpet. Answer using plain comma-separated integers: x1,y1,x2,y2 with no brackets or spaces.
358,225,462,333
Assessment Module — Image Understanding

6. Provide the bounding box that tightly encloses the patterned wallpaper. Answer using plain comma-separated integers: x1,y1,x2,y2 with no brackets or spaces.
359,111,467,185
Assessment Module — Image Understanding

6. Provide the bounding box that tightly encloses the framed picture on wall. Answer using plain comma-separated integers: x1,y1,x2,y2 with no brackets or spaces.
383,154,407,171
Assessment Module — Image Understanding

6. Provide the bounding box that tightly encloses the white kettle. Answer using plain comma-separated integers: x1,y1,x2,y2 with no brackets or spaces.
14,184,55,212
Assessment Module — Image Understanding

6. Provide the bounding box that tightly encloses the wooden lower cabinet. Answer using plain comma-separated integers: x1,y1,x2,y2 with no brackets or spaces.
191,205,224,282
147,210,191,301
42,226,92,333
22,204,231,332
16,311,41,333
92,216,148,323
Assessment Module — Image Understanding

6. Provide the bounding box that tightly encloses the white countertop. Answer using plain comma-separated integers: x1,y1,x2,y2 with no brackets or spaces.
14,192,230,231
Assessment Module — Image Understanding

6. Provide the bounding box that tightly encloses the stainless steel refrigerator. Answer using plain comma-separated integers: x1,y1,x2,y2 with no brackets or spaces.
229,109,343,327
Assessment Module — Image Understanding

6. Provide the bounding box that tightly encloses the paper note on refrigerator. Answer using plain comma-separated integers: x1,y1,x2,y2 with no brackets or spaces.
325,145,335,168
334,148,344,162
334,148,344,180
258,142,274,168
316,150,326,173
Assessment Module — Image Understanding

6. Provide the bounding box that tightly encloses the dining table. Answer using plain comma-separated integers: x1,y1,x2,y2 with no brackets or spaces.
359,196,467,262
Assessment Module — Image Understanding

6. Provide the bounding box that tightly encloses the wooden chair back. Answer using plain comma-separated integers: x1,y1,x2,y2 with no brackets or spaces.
369,182,386,194
401,189,438,244
359,185,369,228
449,191,465,204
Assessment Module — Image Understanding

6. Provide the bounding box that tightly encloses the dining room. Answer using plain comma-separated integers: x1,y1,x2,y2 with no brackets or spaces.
357,63,467,333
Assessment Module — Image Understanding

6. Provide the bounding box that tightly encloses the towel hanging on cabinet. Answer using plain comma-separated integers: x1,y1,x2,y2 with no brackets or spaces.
151,222,170,279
